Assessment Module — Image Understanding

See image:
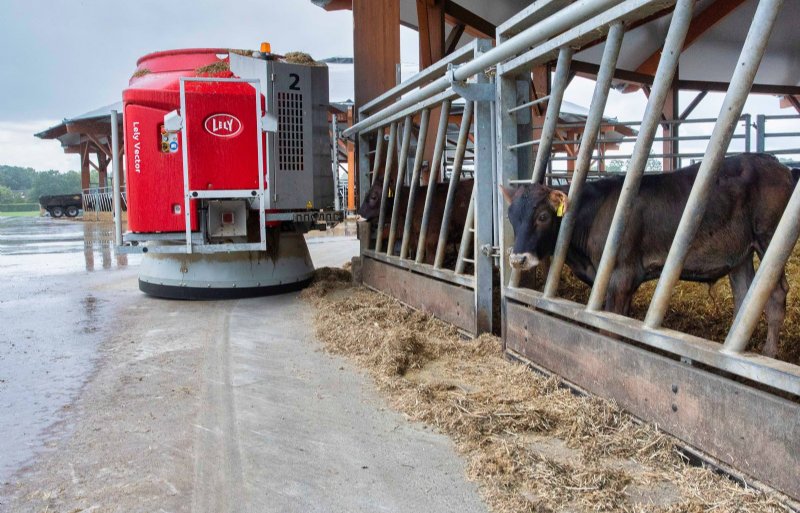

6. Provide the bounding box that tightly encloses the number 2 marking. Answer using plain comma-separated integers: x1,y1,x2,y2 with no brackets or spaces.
289,73,300,90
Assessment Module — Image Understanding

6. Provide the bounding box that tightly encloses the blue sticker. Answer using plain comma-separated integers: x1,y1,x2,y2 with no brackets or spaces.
169,141,179,152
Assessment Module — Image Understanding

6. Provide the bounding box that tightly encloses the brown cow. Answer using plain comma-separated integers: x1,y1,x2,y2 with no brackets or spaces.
359,177,473,265
501,153,793,357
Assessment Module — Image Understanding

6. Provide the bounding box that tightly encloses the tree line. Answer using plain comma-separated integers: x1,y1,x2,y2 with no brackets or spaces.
0,165,96,204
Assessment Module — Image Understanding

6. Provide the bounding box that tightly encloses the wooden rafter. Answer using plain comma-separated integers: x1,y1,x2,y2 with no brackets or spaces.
443,2,494,39
417,0,446,68
445,23,465,55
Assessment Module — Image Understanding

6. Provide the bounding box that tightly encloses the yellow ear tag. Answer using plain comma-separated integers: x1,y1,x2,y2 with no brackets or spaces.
388,189,394,198
556,202,565,217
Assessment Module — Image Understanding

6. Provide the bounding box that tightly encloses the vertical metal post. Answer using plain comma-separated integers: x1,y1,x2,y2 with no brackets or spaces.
179,78,192,254
743,114,752,153
434,101,474,269
358,130,371,207
586,0,693,311
756,114,767,153
110,110,122,247
331,114,341,211
497,75,524,343
474,59,495,334
375,122,398,254
387,116,413,255
530,46,574,185
724,184,800,352
645,0,784,329
400,109,430,259
416,100,452,264
455,190,475,274
544,22,624,298
370,127,385,185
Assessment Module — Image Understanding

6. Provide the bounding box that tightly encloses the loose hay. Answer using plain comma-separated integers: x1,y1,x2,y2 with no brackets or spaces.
524,246,800,365
282,51,325,66
195,60,230,74
130,68,151,79
303,268,788,513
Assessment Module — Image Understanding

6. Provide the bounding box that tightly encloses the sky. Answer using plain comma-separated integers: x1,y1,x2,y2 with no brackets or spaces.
0,0,795,172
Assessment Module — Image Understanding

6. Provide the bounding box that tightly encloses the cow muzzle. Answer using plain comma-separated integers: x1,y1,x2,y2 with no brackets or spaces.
509,252,539,270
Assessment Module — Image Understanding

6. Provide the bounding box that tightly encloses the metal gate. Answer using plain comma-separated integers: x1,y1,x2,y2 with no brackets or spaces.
492,0,799,501
344,39,495,336
344,0,799,500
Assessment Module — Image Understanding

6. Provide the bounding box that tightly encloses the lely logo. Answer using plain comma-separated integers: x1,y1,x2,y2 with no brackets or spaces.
204,114,242,138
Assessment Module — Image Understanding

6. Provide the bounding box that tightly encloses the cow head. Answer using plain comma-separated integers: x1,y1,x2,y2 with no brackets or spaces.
357,176,395,221
500,184,568,270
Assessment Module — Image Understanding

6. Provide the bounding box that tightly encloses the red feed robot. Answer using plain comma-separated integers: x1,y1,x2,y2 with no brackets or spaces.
119,47,337,298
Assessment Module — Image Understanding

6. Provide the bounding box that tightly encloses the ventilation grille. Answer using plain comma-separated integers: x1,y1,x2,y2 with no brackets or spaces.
277,92,304,171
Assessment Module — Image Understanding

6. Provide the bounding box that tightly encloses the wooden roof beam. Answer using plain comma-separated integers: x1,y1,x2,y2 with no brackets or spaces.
443,2,495,39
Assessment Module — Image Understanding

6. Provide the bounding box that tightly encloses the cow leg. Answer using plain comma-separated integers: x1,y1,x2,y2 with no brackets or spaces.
754,241,789,358
728,255,755,317
762,273,788,358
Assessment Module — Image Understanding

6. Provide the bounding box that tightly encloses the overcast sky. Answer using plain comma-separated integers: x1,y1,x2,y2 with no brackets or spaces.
0,0,421,171
0,0,793,172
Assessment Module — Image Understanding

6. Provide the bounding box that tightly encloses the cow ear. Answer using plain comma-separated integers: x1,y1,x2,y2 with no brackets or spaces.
548,190,568,217
499,185,515,204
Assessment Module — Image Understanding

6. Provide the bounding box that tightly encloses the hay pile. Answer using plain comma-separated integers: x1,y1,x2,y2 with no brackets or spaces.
196,60,230,74
130,68,151,79
303,268,788,513
282,51,325,67
524,246,800,365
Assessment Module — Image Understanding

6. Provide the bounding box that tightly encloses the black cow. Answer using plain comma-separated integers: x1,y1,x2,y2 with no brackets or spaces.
359,176,473,265
501,153,793,357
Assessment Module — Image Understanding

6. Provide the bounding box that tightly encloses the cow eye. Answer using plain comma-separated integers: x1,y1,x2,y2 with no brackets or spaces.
538,213,549,223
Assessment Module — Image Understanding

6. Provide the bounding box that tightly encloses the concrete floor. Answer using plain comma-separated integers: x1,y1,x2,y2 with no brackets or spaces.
0,218,487,513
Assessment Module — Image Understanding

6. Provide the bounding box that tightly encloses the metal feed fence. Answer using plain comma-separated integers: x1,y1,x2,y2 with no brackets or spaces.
345,0,798,500
82,186,127,213
343,39,496,335
492,0,798,500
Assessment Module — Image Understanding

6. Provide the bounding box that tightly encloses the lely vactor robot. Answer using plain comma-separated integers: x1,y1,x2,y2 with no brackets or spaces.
113,45,340,299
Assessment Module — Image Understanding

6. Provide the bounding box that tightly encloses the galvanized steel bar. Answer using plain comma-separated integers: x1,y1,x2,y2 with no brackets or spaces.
343,0,624,138
645,0,784,329
507,95,550,114
530,46,574,184
756,114,767,152
497,74,526,339
586,0,693,311
416,100,452,264
434,101,474,269
724,184,800,353
474,53,495,335
400,109,431,260
357,132,371,206
387,116,413,255
544,22,625,298
110,110,122,247
370,128,384,186
455,190,476,274
374,122,398,254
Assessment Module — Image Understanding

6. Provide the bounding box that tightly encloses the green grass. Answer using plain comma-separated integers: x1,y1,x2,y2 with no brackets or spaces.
0,211,41,218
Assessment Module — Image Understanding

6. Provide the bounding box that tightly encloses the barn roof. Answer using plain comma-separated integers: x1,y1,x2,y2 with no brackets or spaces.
313,0,799,93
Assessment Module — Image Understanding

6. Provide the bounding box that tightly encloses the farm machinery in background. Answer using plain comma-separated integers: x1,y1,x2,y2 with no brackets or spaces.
115,46,340,299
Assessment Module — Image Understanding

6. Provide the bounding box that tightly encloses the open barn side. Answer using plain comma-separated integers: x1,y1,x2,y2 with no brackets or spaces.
343,0,800,503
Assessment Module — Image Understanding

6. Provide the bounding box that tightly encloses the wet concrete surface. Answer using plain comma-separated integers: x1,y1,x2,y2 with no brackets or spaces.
0,216,488,512
0,216,140,484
